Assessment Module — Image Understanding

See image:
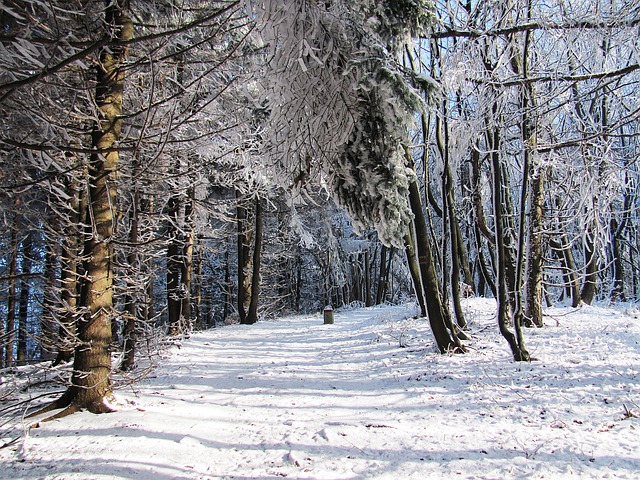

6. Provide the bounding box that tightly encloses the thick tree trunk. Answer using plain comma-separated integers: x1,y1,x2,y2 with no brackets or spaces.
32,0,133,419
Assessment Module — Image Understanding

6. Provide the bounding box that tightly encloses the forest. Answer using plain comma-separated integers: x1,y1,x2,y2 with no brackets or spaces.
0,0,639,421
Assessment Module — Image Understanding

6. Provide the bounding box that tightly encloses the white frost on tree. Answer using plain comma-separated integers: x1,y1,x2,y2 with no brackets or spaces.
245,0,434,247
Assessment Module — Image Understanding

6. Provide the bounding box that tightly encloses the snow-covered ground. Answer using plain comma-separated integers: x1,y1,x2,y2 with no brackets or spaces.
1,298,639,479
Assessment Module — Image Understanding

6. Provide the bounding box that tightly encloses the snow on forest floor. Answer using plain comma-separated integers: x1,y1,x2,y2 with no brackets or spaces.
1,298,639,479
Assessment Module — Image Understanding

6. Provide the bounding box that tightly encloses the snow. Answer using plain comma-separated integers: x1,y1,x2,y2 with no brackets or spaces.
2,298,639,479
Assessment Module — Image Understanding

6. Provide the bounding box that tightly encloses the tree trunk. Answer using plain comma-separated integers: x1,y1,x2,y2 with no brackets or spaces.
121,187,140,371
32,0,133,419
445,166,467,330
525,170,545,327
53,175,83,366
404,225,427,317
237,192,252,323
364,249,372,307
513,18,542,331
180,187,195,329
550,236,581,307
610,218,625,301
4,210,19,368
246,198,263,324
500,159,519,312
475,225,497,297
454,218,474,291
405,150,459,353
470,146,495,244
295,249,302,312
40,237,58,362
581,229,598,304
223,245,230,322
375,245,388,305
490,111,529,362
166,192,183,335
17,231,33,366
351,254,362,303
193,240,203,329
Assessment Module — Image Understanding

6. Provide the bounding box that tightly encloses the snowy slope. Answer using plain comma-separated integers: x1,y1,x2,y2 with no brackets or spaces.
1,298,639,479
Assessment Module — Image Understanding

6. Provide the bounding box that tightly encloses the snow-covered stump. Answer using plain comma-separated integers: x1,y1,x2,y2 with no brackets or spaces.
323,306,334,325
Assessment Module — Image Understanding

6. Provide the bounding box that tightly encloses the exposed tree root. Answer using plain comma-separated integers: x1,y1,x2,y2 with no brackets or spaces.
38,403,81,423
26,389,116,425
26,390,73,420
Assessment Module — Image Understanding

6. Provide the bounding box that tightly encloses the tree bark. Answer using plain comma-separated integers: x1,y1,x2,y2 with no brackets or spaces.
53,174,84,366
475,225,497,297
40,237,58,362
444,163,467,330
166,192,183,335
525,170,545,326
364,249,372,307
375,245,388,305
246,198,263,324
490,108,530,362
193,239,203,329
223,245,230,322
470,146,495,244
610,218,625,301
550,236,581,307
237,192,253,323
32,0,133,419
514,17,543,331
180,187,195,328
295,249,302,312
17,231,33,366
404,225,427,317
405,149,460,352
580,229,597,304
121,187,140,371
4,210,19,368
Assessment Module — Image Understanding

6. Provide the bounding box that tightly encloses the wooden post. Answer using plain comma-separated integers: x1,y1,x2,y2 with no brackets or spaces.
323,306,334,325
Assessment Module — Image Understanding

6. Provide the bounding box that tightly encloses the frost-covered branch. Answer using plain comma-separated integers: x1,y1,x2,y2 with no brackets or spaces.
246,0,435,246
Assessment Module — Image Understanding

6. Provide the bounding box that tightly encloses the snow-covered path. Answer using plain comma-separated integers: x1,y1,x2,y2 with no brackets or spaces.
2,299,639,479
